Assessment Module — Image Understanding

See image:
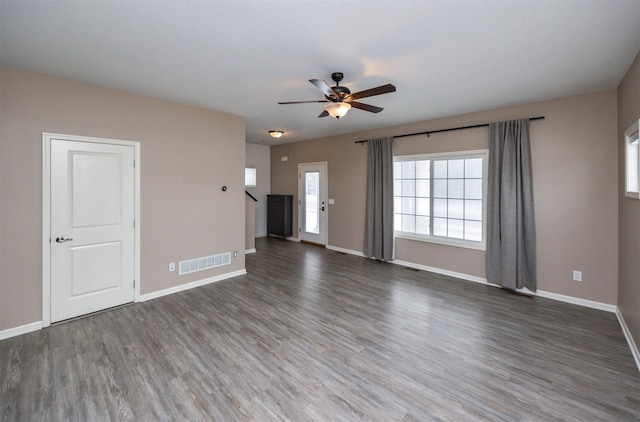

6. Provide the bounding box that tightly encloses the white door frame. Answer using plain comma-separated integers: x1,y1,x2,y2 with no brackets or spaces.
297,161,328,245
42,133,141,327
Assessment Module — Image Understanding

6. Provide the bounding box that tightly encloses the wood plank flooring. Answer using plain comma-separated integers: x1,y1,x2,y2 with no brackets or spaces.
1,237,639,421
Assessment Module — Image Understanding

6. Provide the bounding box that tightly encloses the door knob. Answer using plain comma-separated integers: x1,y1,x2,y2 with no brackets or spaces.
55,236,74,243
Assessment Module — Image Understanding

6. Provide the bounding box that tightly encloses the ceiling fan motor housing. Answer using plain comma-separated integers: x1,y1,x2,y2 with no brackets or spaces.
325,85,351,101
325,72,351,101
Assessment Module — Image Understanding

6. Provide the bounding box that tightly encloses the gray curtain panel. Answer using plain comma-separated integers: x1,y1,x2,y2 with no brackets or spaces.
364,137,394,261
486,119,537,291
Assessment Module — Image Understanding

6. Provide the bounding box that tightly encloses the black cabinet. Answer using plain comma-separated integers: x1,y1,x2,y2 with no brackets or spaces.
267,194,293,238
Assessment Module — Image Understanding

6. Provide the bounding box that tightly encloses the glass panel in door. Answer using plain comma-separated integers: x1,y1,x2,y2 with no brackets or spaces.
305,171,320,234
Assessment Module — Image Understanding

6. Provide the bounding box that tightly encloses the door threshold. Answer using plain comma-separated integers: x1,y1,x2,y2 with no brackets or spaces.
300,240,326,248
51,302,134,325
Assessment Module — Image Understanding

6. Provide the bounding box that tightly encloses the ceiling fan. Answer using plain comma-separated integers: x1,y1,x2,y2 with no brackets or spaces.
278,72,396,119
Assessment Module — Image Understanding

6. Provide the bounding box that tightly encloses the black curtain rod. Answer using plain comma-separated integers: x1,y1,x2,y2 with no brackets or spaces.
355,116,545,144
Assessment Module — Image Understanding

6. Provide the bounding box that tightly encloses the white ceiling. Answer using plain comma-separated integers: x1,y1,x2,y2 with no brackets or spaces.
1,1,639,145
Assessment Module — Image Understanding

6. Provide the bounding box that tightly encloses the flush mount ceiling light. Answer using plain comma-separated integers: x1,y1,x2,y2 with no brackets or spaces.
324,102,351,119
269,130,284,138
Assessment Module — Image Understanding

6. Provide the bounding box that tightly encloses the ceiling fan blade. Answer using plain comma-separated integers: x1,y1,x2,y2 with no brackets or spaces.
278,100,329,104
310,79,339,100
348,83,396,100
349,101,383,113
318,110,329,118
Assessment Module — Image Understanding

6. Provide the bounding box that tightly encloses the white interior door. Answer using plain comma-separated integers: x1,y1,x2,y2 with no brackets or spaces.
50,139,135,322
299,162,327,245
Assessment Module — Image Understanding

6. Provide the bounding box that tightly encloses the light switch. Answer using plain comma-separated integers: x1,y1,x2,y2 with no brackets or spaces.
328,199,335,204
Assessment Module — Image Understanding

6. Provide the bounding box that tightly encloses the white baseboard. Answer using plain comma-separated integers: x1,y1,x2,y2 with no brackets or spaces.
1,270,248,341
326,244,616,313
0,248,629,367
139,269,247,302
326,244,365,257
286,236,299,242
0,321,43,341
393,259,488,284
396,259,616,312
535,290,616,312
245,248,256,254
616,307,640,373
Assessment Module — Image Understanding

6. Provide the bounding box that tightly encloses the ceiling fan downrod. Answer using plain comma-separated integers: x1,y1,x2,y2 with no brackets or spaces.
328,72,350,101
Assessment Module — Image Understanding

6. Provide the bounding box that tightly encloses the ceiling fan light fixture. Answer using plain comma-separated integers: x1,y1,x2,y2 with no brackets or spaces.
269,130,284,138
324,102,351,119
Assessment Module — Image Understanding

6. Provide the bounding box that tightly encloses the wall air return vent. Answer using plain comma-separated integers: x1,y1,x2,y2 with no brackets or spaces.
178,252,232,276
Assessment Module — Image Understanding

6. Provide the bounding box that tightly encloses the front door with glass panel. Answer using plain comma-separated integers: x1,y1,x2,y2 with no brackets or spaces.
298,162,327,245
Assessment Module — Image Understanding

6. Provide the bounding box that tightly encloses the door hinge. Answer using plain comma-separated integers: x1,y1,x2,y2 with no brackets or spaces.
133,220,136,228
133,159,136,168
299,227,301,232
133,279,136,288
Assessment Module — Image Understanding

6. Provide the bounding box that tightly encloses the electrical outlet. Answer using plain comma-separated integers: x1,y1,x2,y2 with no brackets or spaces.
169,262,175,272
572,270,582,282
233,251,238,257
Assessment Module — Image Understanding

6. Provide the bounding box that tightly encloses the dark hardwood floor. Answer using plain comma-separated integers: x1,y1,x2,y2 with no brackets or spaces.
1,237,639,421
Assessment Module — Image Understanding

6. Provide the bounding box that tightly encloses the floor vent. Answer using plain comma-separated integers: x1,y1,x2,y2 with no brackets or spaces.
179,252,231,275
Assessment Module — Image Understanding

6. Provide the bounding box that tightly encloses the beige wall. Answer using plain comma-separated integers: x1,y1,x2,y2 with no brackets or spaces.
272,90,619,305
246,143,271,237
0,66,246,331
245,195,256,251
618,51,640,344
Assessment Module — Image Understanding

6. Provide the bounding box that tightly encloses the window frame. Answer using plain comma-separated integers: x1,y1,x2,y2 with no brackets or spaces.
393,149,488,251
625,119,640,199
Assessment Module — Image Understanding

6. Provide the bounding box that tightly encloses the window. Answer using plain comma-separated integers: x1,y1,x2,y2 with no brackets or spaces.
245,167,257,188
393,150,487,249
625,120,639,199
